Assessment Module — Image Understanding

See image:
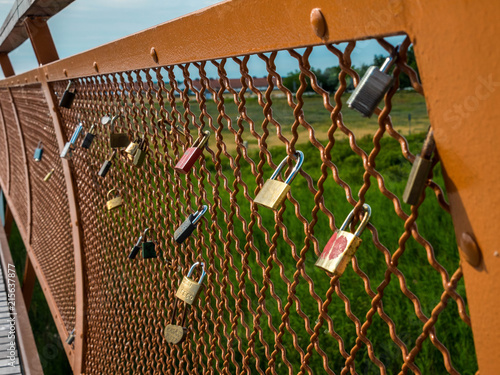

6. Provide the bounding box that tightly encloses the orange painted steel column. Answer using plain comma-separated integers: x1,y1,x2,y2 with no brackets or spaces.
22,256,36,310
0,53,14,77
23,17,59,65
38,74,86,374
402,2,500,374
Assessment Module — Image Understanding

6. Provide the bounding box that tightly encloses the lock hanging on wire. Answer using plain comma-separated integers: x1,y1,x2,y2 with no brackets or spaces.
128,235,143,259
125,137,142,159
33,141,43,161
98,150,117,178
174,205,208,244
65,329,76,345
59,80,76,109
253,150,304,210
141,228,157,259
81,124,97,149
315,204,371,276
165,262,207,344
60,123,84,159
106,114,130,148
43,168,55,182
106,188,123,211
403,128,436,205
174,131,210,174
132,138,147,168
347,47,399,117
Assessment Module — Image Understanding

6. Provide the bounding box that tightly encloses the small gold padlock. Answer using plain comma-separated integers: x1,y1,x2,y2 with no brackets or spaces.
254,150,304,210
175,262,207,305
125,137,141,160
106,188,123,211
43,168,55,182
315,204,371,276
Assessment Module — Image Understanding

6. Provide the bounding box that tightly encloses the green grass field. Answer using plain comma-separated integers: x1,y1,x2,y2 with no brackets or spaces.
7,91,477,374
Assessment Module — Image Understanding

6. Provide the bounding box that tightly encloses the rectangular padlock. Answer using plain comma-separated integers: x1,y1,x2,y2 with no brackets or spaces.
174,131,210,174
174,214,196,244
402,129,435,205
98,160,112,177
59,81,76,109
254,151,303,210
81,125,96,149
347,51,397,117
110,133,130,148
106,189,123,211
133,147,146,167
315,204,371,276
60,123,83,159
175,276,201,305
142,241,156,259
33,142,43,161
125,138,141,159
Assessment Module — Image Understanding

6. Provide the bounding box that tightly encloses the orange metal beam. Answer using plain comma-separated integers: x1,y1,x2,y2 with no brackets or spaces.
38,75,86,374
0,100,10,194
23,17,59,65
0,53,14,77
21,255,35,310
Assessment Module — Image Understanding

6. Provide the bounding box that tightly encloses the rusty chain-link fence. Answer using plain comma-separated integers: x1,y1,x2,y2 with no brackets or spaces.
0,33,476,374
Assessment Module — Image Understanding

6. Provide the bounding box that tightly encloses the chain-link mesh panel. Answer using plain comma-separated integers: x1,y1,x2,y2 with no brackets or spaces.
49,36,476,374
9,84,76,333
0,88,28,232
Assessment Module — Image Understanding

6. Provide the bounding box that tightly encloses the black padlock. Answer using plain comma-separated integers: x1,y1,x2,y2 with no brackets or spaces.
98,150,117,178
174,205,208,244
59,81,76,109
81,124,96,149
33,141,43,161
403,128,436,205
128,235,142,259
142,228,157,259
66,329,76,345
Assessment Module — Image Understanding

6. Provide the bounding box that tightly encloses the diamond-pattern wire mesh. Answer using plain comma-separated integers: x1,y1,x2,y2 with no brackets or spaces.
0,35,475,374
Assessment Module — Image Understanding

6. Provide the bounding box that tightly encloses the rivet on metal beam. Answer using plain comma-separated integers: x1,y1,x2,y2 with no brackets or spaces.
63,69,68,77
45,73,49,79
93,62,99,73
151,47,159,64
459,232,482,267
310,8,327,39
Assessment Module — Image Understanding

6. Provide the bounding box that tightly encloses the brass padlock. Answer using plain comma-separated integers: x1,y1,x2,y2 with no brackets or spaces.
43,168,55,182
132,138,147,168
106,188,123,211
125,137,141,160
315,204,371,276
403,128,436,205
175,262,207,305
347,47,398,117
165,262,207,345
106,114,129,148
253,150,304,210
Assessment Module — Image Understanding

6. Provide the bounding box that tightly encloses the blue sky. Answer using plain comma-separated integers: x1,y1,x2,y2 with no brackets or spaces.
0,0,404,79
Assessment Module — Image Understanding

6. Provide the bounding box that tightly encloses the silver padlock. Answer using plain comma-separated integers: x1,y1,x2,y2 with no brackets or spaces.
347,48,398,117
60,123,83,159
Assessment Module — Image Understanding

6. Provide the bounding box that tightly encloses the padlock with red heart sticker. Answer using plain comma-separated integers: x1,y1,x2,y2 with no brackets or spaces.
316,204,371,276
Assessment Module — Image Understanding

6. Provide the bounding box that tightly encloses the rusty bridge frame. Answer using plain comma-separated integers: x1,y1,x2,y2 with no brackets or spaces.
0,0,498,374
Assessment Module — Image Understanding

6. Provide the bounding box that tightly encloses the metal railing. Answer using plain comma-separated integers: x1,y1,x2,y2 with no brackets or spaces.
0,0,499,374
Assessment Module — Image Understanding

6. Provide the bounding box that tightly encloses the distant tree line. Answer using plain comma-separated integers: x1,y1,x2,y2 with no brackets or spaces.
283,46,419,93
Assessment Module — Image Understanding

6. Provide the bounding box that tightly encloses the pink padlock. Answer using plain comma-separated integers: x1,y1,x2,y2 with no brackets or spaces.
174,131,210,174
315,204,371,276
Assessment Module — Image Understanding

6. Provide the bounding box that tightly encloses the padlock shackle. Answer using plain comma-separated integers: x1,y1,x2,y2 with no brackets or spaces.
186,261,206,284
106,188,120,200
339,203,372,237
37,141,43,148
65,80,74,91
191,205,208,225
270,150,304,185
110,114,125,132
69,123,84,145
88,124,96,134
134,235,142,248
420,127,435,159
192,130,210,149
379,45,400,73
143,227,156,242
108,149,117,161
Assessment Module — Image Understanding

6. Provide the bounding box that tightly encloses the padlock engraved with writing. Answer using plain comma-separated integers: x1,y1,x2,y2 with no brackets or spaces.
254,150,304,210
174,131,210,174
164,324,187,345
175,262,207,305
315,204,371,276
347,48,398,117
